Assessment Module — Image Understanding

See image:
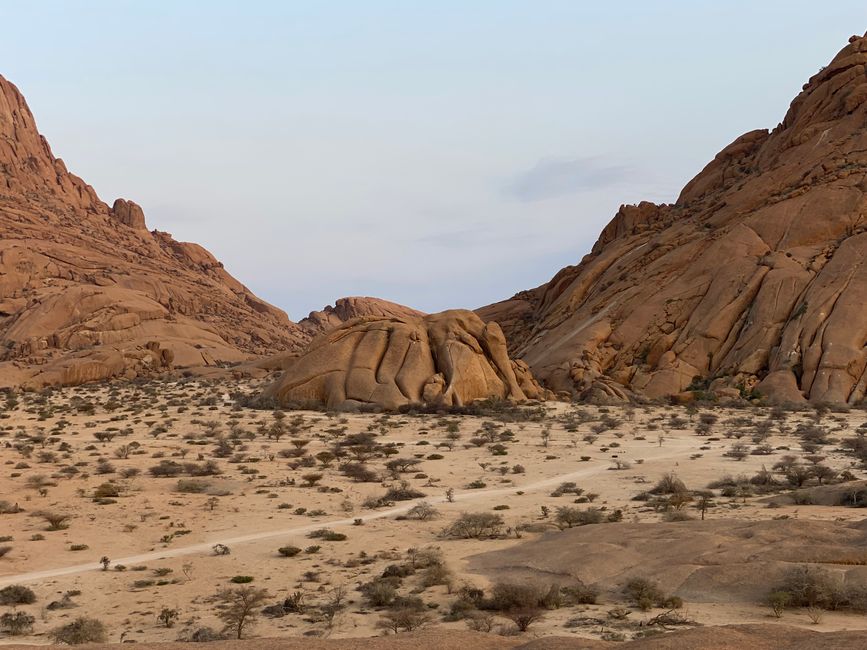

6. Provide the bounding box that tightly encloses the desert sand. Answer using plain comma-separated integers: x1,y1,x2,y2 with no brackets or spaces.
1,380,867,645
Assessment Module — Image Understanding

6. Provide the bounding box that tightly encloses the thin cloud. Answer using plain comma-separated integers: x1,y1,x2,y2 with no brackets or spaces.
506,156,631,202
414,227,541,249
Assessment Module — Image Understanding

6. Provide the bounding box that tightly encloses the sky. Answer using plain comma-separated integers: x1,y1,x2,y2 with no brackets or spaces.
2,2,866,319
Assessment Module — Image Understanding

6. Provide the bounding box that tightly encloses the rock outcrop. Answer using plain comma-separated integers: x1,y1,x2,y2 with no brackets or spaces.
299,297,425,337
266,310,547,410
0,74,310,388
478,33,867,405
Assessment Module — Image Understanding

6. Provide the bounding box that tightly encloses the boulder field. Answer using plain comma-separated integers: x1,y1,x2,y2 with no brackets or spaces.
265,310,548,410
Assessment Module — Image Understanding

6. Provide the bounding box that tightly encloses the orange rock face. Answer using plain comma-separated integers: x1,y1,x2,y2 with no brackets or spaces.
479,33,867,405
299,297,425,338
266,310,548,410
0,74,309,387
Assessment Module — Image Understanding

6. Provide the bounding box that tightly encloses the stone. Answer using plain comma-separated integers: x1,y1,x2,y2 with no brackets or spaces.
111,198,147,229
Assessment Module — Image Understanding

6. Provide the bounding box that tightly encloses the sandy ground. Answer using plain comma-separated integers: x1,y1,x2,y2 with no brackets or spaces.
0,378,866,645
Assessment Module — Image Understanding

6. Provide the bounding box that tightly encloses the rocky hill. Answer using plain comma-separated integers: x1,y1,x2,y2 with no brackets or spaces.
266,310,547,409
0,74,313,388
479,32,867,405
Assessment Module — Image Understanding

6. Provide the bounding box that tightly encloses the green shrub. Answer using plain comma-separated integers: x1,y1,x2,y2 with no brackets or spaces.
278,546,302,557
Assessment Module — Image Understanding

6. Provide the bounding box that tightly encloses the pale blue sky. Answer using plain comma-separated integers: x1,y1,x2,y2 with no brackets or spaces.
2,2,866,318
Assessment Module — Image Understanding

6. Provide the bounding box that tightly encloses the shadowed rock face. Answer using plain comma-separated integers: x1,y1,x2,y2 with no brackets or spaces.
479,32,867,405
0,74,310,387
266,310,547,409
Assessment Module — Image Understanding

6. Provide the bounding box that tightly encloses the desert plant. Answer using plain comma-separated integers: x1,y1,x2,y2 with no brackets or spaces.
776,565,839,609
444,512,504,539
361,578,398,607
51,617,108,645
0,584,36,605
506,607,544,632
214,586,269,639
158,607,179,628
301,472,323,487
0,611,35,635
376,599,429,633
307,528,347,541
622,577,672,611
35,510,71,531
278,546,302,557
651,472,687,495
406,501,439,521
555,506,604,528
768,591,790,618
231,575,254,584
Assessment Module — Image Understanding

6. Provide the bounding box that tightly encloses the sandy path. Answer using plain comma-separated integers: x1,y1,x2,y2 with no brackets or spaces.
0,441,695,587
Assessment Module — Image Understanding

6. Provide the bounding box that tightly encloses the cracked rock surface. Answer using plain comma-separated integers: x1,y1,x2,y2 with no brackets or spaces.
266,310,548,409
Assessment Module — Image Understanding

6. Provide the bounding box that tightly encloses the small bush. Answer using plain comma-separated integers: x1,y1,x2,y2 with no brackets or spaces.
651,472,687,495
278,546,302,557
308,528,347,541
0,611,35,635
0,584,36,605
93,483,120,499
383,482,426,502
176,479,211,493
555,506,604,528
622,577,677,611
444,512,504,539
361,578,398,607
51,617,108,645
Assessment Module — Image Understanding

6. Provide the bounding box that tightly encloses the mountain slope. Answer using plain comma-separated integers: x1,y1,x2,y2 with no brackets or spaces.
0,74,309,387
479,32,867,405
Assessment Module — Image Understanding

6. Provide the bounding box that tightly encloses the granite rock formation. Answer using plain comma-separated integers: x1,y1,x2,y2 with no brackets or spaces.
266,310,547,409
0,74,309,388
479,33,867,405
299,297,425,338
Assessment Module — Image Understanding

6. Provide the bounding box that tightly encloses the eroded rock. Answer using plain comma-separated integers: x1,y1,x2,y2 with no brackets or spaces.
0,73,310,387
265,310,548,409
479,33,867,405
